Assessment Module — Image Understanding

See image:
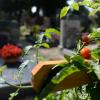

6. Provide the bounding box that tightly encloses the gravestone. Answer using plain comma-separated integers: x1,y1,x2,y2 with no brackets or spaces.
60,13,81,49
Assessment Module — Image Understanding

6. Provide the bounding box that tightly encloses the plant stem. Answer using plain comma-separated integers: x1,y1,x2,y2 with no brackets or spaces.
78,43,85,53
36,47,39,64
4,81,32,89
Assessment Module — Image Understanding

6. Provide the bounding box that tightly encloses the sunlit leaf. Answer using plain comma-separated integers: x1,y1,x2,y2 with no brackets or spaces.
77,40,82,51
89,7,100,16
60,6,69,19
89,10,97,16
40,43,50,48
90,29,100,38
44,32,52,39
9,89,19,100
79,0,92,6
71,2,79,11
91,49,100,59
91,3,100,9
0,65,7,76
44,28,60,38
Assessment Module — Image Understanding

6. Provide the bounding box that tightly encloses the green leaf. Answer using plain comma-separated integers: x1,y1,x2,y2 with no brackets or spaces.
64,54,70,62
23,45,33,55
71,2,79,11
40,43,50,48
39,65,79,99
37,34,45,43
89,10,97,16
51,65,80,84
44,28,60,37
91,49,100,59
89,61,100,80
0,65,7,76
89,7,100,16
91,3,100,9
9,89,19,100
90,29,100,38
77,40,82,51
44,32,52,39
71,55,84,69
79,0,92,6
60,6,69,19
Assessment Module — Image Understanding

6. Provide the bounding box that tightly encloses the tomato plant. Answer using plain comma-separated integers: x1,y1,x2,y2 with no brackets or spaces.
81,35,91,45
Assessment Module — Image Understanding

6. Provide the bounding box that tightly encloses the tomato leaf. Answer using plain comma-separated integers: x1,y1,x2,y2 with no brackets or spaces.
64,54,70,62
45,28,60,35
9,89,20,100
60,6,69,19
90,29,100,38
91,49,100,59
89,61,100,80
71,55,84,69
40,43,50,48
39,65,80,99
71,2,79,11
51,65,80,84
0,65,7,76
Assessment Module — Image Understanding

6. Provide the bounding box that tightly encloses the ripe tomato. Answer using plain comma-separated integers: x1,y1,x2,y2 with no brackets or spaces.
80,48,91,59
81,35,91,45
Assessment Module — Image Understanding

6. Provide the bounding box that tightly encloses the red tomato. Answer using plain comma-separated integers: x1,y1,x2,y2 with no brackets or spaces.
80,48,91,59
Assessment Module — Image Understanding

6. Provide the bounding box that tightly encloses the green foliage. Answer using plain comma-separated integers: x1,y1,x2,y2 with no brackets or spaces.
9,89,20,100
60,6,70,19
79,0,92,6
91,48,100,59
71,2,79,11
89,61,100,80
86,82,100,100
64,54,70,62
60,0,100,19
23,45,33,55
0,65,7,76
71,55,84,69
0,65,7,83
40,43,50,48
52,65,80,84
45,28,60,35
18,60,34,77
90,29,100,39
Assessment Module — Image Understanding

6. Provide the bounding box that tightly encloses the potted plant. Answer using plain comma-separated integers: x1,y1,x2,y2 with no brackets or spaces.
31,29,100,99
31,1,100,99
0,1,100,100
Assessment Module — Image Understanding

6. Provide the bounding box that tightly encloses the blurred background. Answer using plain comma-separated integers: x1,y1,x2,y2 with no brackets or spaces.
0,0,99,48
